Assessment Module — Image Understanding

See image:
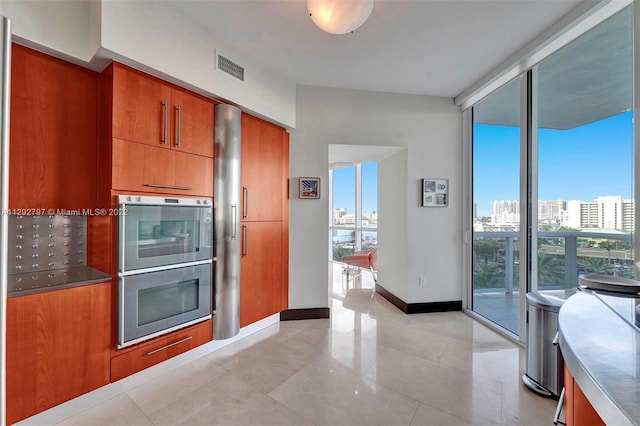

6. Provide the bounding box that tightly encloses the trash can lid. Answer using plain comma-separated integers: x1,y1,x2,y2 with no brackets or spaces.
526,291,565,312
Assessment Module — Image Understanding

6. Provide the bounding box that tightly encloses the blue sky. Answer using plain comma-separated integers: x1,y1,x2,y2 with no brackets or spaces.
332,163,378,214
473,111,634,217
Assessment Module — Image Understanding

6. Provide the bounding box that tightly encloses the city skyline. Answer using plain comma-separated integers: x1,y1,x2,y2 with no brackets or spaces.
481,194,635,232
332,162,378,214
473,111,634,217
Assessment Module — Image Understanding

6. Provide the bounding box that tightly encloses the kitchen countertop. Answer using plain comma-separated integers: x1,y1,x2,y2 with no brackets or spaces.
558,290,640,425
8,266,111,298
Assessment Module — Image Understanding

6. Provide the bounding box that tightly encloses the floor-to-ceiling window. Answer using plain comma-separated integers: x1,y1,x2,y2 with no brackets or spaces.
472,78,522,335
330,163,378,262
469,5,633,338
534,7,633,292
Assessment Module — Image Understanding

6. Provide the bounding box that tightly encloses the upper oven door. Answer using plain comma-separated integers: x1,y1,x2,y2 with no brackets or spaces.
119,195,212,272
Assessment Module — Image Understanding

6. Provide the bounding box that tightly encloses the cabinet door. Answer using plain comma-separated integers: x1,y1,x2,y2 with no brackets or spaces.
241,115,285,221
240,221,283,327
112,139,213,197
171,88,214,157
112,64,172,148
6,283,111,425
10,44,98,210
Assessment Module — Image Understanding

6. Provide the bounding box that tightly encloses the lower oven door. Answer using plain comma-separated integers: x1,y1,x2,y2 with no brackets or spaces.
119,261,212,348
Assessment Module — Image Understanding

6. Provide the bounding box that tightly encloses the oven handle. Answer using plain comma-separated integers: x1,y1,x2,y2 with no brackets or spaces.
231,204,238,240
146,335,193,356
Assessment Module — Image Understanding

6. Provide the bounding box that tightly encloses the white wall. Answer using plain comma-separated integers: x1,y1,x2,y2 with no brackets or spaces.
1,0,98,64
291,85,462,308
98,0,295,128
1,0,296,128
377,150,408,301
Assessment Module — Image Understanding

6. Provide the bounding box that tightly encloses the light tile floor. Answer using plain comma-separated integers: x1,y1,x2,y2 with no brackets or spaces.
56,263,556,425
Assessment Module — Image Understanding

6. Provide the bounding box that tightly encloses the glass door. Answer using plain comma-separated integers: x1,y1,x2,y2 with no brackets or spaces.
471,78,522,335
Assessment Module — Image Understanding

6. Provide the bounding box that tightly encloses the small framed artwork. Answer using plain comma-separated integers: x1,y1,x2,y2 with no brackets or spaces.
422,178,448,207
299,177,320,199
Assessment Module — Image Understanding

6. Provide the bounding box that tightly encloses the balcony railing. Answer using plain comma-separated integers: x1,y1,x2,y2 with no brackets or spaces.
473,230,634,293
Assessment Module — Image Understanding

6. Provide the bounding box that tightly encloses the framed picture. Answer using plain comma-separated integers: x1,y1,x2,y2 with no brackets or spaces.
299,177,320,199
422,178,448,207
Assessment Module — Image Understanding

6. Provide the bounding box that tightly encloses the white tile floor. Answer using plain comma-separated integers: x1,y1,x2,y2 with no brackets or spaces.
54,263,556,425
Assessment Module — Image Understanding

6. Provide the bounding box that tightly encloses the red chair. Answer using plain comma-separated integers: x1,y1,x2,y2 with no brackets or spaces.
342,248,377,288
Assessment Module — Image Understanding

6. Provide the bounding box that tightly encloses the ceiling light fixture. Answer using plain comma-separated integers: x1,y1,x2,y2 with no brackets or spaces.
307,0,374,35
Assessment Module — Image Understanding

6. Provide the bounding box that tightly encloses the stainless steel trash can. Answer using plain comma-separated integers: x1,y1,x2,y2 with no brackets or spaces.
522,292,565,398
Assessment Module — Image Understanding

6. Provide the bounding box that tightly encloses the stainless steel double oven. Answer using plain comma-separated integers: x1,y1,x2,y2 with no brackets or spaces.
118,195,213,348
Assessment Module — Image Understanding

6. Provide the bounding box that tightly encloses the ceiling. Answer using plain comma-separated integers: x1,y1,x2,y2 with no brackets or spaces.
474,6,632,130
169,0,585,98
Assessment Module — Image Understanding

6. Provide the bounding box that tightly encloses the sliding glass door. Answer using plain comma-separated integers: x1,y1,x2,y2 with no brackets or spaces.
471,79,522,335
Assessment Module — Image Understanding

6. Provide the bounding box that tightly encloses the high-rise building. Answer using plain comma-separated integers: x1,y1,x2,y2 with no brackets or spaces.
538,200,566,224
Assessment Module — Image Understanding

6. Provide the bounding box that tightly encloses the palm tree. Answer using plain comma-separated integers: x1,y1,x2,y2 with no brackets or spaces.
597,240,616,264
473,239,499,264
537,253,564,287
581,257,608,273
473,263,503,289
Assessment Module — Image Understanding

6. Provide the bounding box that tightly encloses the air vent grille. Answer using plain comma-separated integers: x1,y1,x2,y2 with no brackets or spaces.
217,54,245,81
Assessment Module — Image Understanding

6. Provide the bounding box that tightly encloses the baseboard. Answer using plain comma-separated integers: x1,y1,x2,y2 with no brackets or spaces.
375,284,408,312
280,307,330,321
375,284,462,314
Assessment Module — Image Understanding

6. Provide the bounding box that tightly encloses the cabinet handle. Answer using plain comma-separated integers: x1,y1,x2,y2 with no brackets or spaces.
146,335,192,356
144,183,192,191
242,224,248,257
231,204,237,240
161,101,168,144
243,186,249,219
176,105,182,147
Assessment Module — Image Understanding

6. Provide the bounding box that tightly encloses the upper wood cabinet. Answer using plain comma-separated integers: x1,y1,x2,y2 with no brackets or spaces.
110,63,214,158
241,114,287,221
10,44,98,210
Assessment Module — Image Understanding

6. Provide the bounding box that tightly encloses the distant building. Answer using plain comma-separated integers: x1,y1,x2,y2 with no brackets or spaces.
538,200,565,224
490,196,634,231
491,200,519,225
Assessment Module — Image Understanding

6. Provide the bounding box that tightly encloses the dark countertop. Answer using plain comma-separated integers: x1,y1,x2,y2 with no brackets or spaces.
8,266,111,298
558,290,640,425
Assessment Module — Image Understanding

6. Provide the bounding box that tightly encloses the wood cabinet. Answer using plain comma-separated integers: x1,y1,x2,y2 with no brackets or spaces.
6,282,111,425
240,222,283,327
112,138,213,197
239,114,289,327
111,63,214,158
100,64,214,198
9,44,98,210
111,319,212,382
563,364,605,426
241,114,286,221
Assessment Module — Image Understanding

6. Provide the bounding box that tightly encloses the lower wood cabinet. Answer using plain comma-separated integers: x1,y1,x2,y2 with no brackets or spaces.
6,282,111,425
563,364,605,426
240,221,284,327
111,319,213,382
